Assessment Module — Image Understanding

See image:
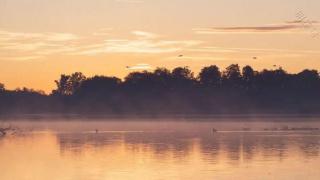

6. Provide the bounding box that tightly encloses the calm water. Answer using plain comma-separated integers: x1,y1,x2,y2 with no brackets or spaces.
1,119,320,180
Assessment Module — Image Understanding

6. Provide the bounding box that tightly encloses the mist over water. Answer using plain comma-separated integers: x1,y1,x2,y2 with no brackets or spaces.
1,119,320,180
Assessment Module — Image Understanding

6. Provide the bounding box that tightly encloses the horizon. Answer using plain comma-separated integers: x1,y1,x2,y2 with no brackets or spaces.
0,0,320,92
1,63,319,93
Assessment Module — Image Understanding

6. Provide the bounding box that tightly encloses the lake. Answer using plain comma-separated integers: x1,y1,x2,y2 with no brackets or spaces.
0,119,320,180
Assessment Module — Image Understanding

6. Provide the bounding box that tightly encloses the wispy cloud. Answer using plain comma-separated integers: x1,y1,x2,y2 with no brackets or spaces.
0,30,79,42
0,55,44,61
44,33,78,42
75,31,201,55
286,20,319,24
193,21,318,34
188,47,238,53
0,30,81,60
161,45,320,63
132,31,158,39
1,27,319,63
76,39,199,55
0,29,201,59
186,46,320,55
127,63,153,70
211,47,320,54
166,55,230,61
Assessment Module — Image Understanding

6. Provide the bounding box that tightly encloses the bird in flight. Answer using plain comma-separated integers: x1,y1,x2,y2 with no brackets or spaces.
178,55,184,57
252,57,257,60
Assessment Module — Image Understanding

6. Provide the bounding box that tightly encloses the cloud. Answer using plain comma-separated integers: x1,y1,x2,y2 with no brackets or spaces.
286,20,319,24
161,46,320,63
75,31,201,55
166,55,229,61
76,39,200,55
1,27,319,63
186,46,320,55
193,22,315,34
0,42,46,51
215,47,320,54
0,29,201,60
45,33,78,41
215,25,297,31
127,63,153,70
0,30,79,42
132,31,158,39
0,30,82,61
188,47,238,53
0,30,43,41
0,55,44,61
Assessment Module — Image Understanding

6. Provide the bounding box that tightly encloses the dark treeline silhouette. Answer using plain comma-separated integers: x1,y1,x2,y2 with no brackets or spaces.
1,64,320,116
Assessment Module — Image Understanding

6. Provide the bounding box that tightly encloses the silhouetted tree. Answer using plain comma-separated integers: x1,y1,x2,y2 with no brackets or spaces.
199,65,221,87
172,67,194,80
53,72,86,96
153,68,172,90
242,66,255,82
257,68,289,91
297,69,319,80
171,67,195,88
76,76,121,95
242,65,256,91
53,74,70,96
223,64,242,88
68,72,86,93
124,71,156,91
15,87,45,95
296,70,319,89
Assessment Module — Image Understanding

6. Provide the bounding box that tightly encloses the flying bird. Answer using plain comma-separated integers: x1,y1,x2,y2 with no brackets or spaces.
178,55,184,57
252,57,257,60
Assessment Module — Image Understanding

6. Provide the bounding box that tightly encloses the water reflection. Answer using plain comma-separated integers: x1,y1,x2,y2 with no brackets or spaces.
57,131,320,162
1,122,320,180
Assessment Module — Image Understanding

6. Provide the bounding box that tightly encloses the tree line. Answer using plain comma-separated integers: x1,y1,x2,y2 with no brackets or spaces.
1,64,320,115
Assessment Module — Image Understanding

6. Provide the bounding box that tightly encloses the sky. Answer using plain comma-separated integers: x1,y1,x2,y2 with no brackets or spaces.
0,0,320,92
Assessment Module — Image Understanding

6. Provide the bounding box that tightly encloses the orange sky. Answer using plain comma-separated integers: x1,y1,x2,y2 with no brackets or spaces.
0,0,320,92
